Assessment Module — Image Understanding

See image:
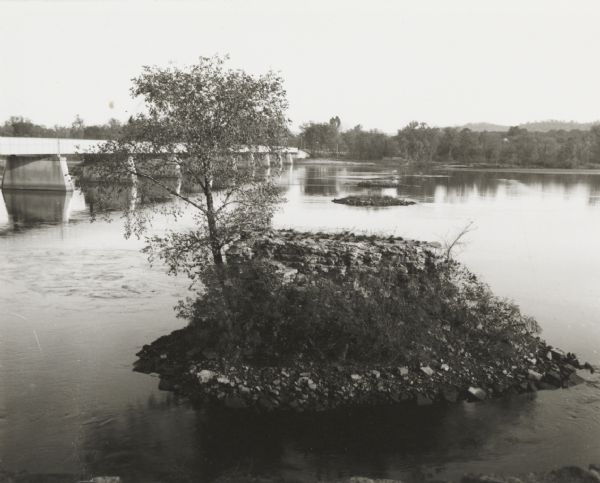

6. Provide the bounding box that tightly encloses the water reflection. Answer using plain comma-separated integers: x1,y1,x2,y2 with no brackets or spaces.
388,171,600,205
356,172,600,204
300,165,341,196
76,395,533,482
1,189,73,226
82,178,184,214
83,183,137,213
287,165,600,206
81,396,207,483
76,388,599,483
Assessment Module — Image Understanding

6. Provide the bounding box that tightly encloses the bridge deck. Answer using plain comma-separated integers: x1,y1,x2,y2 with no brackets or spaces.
0,136,301,157
0,137,103,156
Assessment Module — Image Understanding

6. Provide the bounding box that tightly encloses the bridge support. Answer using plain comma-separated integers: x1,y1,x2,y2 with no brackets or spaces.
261,152,271,168
2,189,73,224
1,155,73,191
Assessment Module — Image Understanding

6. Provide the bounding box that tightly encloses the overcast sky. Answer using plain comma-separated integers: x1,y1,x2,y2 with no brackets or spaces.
1,0,599,132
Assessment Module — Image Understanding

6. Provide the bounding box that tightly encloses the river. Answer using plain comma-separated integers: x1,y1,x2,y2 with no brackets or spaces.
1,161,599,482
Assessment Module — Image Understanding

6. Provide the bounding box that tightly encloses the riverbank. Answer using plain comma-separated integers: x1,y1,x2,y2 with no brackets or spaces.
135,230,592,413
436,165,600,175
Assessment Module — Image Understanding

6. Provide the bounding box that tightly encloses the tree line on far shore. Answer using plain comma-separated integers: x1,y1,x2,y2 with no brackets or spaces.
0,115,123,140
3,114,600,168
294,118,600,168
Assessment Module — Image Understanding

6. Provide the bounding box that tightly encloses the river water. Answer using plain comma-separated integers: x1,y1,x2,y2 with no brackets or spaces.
0,161,599,482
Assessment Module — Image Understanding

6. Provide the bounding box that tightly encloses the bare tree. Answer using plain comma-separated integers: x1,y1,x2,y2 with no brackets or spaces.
442,221,475,260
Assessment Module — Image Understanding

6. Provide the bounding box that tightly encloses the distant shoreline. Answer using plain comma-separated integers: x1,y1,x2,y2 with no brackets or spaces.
438,165,600,175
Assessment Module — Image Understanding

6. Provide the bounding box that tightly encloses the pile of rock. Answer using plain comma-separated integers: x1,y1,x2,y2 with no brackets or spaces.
136,335,589,413
226,229,438,276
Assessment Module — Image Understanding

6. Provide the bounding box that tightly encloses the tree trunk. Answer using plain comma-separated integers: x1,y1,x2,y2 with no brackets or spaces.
204,180,224,265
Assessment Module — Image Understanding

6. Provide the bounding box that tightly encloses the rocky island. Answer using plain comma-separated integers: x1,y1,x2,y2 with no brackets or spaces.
135,230,592,413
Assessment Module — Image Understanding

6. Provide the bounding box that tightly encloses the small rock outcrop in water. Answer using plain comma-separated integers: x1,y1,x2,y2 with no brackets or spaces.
333,195,416,206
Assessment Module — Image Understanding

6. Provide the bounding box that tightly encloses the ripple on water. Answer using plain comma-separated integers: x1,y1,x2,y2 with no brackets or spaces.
0,248,185,302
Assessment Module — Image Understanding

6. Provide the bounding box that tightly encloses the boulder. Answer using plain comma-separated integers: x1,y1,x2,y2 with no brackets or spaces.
527,369,543,382
468,387,487,401
198,370,216,383
420,366,435,377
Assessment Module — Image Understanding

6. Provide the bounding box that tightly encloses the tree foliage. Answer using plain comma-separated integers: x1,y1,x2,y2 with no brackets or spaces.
293,116,600,166
298,117,342,155
0,115,123,139
77,55,289,275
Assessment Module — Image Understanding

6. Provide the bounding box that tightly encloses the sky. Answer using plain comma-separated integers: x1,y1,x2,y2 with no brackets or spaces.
1,0,599,133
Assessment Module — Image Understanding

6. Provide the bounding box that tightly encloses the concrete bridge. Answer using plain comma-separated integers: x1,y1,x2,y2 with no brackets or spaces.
0,136,299,191
0,137,103,191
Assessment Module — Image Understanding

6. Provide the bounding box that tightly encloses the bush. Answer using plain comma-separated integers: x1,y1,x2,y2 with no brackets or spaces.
180,256,540,367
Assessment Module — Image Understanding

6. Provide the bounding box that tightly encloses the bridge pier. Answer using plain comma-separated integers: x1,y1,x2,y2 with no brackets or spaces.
261,152,271,168
1,155,73,191
275,152,283,167
2,189,73,224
